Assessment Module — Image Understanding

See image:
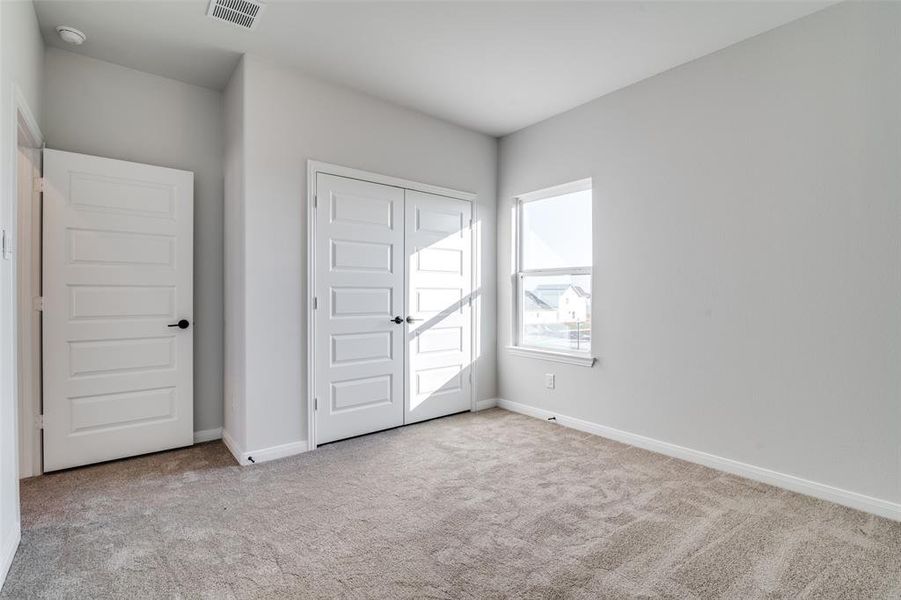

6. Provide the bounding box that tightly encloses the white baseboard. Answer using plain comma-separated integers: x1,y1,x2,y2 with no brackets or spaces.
193,427,223,443
474,398,498,411
497,398,901,522
221,429,244,465
0,521,21,590
221,429,308,466
244,439,309,465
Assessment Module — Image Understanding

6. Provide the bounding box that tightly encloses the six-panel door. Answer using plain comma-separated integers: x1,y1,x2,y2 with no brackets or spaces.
404,190,472,424
314,174,406,444
42,149,194,471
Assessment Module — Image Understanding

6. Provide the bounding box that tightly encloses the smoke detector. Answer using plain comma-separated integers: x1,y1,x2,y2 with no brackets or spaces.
56,26,86,45
206,0,264,30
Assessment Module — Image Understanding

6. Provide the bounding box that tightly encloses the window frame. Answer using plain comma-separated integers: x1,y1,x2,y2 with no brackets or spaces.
510,179,596,367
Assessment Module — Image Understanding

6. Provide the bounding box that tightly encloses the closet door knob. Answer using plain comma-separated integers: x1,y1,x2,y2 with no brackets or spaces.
391,316,404,324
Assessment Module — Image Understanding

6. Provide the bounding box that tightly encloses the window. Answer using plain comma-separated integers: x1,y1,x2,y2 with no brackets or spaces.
512,179,594,366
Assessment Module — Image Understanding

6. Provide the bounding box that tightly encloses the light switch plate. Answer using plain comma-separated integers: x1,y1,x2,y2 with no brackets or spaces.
545,373,555,389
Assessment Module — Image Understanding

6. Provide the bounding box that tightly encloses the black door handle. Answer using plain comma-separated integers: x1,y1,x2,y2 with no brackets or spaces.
391,316,403,324
168,319,190,329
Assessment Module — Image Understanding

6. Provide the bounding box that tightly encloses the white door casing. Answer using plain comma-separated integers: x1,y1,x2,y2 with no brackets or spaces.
404,190,472,424
314,173,406,444
42,149,194,471
16,144,42,478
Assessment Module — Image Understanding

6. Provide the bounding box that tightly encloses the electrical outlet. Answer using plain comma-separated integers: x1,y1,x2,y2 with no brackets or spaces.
545,373,555,390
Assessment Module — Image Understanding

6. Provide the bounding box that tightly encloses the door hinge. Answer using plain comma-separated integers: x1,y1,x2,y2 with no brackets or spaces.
314,397,319,411
313,297,318,310
313,195,318,208
0,229,9,260
33,296,44,311
36,177,46,193
35,414,44,430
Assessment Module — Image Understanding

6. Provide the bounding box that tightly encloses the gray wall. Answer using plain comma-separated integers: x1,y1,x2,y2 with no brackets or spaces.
497,1,901,504
222,59,246,448
43,48,225,434
0,0,44,580
226,56,498,452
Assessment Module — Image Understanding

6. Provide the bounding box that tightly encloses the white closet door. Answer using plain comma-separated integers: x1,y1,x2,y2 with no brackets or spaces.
43,149,194,471
404,190,472,424
314,174,405,444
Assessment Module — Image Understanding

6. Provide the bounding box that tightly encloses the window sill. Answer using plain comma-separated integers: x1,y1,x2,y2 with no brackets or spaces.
505,346,596,367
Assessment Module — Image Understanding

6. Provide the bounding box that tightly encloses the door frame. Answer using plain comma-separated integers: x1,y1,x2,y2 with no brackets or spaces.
305,160,478,450
8,85,44,479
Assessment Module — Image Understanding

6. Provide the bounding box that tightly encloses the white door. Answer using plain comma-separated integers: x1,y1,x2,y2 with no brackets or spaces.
43,149,194,471
404,190,472,424
314,174,405,444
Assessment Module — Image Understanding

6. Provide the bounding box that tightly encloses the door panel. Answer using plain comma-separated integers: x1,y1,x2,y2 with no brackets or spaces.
315,174,405,444
43,149,193,471
404,190,472,424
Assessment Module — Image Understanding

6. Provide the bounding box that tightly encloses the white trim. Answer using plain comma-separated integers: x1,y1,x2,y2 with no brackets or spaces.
223,428,308,466
0,521,20,588
468,200,480,415
306,160,478,450
243,439,309,465
13,86,42,149
14,146,41,479
308,161,476,202
221,428,244,464
511,178,593,357
474,398,497,411
11,86,44,475
306,162,316,451
519,266,591,277
505,346,596,367
223,423,307,466
193,428,223,443
514,177,591,204
496,398,901,522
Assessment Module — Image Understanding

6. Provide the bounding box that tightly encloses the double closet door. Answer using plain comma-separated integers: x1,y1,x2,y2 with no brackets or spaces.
314,173,473,445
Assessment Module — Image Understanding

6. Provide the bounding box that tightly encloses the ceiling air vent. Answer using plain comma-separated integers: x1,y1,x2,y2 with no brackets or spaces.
207,0,264,30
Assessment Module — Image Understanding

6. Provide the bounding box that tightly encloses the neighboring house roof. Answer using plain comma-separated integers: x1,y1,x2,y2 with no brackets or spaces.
524,290,554,311
567,285,590,298
529,284,591,309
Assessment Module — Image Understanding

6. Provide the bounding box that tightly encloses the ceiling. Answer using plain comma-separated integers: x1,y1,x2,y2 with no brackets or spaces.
33,1,832,136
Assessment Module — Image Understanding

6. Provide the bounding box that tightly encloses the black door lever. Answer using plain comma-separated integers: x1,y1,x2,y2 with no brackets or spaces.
391,316,404,324
168,319,190,329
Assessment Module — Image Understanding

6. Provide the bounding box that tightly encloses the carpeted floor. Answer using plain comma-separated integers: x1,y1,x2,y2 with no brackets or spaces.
2,408,900,599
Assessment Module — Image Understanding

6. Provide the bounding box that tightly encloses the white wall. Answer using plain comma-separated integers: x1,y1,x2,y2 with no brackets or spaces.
225,56,498,454
0,0,44,584
42,48,225,435
498,1,901,505
223,59,246,450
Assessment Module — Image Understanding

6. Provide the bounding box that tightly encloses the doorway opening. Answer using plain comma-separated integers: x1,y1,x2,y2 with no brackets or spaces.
15,94,43,479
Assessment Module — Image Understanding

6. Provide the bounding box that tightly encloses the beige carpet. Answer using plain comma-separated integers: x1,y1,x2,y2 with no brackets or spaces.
2,408,900,599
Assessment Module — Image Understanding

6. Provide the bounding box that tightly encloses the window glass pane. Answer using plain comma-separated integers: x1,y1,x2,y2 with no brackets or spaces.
521,189,591,270
521,273,591,352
